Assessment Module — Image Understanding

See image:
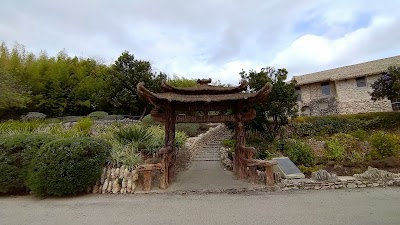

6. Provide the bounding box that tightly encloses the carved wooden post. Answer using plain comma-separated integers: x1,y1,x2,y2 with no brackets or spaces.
160,109,175,189
265,163,275,187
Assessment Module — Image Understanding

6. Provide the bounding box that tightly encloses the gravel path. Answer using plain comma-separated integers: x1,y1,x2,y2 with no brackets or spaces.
1,188,400,225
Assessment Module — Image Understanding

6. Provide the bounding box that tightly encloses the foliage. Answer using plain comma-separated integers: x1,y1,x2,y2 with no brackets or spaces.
88,111,108,120
20,112,47,121
141,114,162,127
99,51,167,116
27,137,111,196
176,123,200,137
222,139,236,149
167,75,197,87
349,129,369,141
370,131,400,158
0,120,43,135
240,67,298,140
113,124,152,148
370,66,400,101
109,141,143,168
0,42,170,119
326,133,365,162
0,68,31,115
279,138,315,167
298,165,325,176
0,134,58,193
103,114,124,121
70,117,93,137
293,112,400,137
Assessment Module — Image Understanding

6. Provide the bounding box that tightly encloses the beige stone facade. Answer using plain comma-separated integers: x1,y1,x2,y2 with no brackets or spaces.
293,56,400,116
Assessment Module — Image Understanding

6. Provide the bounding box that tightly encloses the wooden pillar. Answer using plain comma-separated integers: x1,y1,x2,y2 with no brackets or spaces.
160,109,175,189
265,164,275,186
235,113,246,179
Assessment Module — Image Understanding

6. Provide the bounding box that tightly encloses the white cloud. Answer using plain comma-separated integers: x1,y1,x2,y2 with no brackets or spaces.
0,0,399,84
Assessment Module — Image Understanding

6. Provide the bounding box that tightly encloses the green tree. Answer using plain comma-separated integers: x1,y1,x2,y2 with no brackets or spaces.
371,66,400,102
240,67,298,140
0,69,31,112
101,51,166,116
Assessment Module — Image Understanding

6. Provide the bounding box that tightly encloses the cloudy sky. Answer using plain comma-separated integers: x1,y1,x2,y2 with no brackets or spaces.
1,0,399,84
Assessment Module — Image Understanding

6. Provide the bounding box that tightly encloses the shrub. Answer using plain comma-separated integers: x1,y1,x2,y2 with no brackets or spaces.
71,117,93,137
27,137,111,196
326,133,364,162
222,139,236,149
293,112,400,137
88,111,108,120
349,129,369,141
109,141,142,168
370,131,400,158
280,138,315,167
114,125,152,148
141,114,162,127
0,134,58,193
176,123,200,137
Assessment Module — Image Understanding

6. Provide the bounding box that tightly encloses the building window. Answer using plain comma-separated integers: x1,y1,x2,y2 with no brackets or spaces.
319,102,329,110
295,87,301,101
356,77,366,87
321,82,330,96
392,99,400,112
301,106,310,116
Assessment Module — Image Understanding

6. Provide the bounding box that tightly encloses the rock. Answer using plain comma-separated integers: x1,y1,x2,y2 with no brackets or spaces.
354,166,400,179
132,170,139,181
112,179,120,194
115,168,120,179
100,167,107,184
92,184,99,194
127,179,132,193
86,186,92,193
282,187,291,191
121,178,127,189
387,180,394,186
347,183,357,189
123,168,130,179
358,184,366,188
107,180,113,193
110,168,116,180
311,169,338,182
131,182,137,193
372,183,379,187
106,167,111,180
119,166,125,178
102,179,109,194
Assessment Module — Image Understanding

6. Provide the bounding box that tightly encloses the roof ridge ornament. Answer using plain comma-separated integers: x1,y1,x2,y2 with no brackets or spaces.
197,78,212,85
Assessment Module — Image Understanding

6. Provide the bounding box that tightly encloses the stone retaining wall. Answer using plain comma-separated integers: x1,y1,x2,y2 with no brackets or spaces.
90,166,139,194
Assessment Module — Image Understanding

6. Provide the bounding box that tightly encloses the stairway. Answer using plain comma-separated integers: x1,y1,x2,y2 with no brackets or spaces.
192,132,232,161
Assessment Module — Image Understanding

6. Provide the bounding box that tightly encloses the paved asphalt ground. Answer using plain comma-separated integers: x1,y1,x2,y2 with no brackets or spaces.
1,188,399,225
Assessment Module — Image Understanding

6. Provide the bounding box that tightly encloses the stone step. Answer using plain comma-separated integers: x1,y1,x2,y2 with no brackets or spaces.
192,158,220,161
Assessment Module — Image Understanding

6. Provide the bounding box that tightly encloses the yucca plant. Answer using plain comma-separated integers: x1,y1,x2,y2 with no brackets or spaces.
113,125,152,149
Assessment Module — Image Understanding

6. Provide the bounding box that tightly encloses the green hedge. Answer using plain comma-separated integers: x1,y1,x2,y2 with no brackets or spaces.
279,138,315,167
293,112,400,137
27,137,111,196
0,134,58,193
88,111,108,120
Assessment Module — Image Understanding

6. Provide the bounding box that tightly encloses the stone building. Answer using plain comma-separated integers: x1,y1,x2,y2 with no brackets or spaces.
292,55,400,116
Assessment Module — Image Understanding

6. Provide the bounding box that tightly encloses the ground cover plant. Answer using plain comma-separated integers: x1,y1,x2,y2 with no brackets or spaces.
0,117,190,195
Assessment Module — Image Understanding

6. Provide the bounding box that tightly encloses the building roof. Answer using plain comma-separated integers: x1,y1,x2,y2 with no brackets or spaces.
293,55,400,86
161,80,248,95
137,81,272,111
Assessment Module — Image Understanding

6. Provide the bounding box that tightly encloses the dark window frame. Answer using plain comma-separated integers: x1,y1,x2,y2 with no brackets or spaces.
295,87,301,101
356,76,366,87
321,82,330,96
